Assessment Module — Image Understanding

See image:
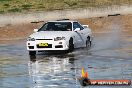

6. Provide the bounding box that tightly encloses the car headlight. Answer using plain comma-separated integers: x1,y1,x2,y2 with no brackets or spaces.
54,37,65,41
27,37,35,41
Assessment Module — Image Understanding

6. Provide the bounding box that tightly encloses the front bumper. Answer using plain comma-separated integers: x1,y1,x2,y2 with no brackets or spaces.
26,40,69,51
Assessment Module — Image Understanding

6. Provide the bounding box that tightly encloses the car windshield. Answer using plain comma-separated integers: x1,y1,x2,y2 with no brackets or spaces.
38,22,72,31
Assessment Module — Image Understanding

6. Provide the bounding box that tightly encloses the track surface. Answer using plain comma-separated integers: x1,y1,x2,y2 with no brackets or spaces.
0,15,132,88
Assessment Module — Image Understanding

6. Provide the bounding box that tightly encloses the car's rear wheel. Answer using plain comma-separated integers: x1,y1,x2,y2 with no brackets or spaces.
68,38,74,52
29,51,36,56
86,37,91,48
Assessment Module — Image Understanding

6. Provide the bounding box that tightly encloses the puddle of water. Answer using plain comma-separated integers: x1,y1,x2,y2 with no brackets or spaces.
27,51,132,88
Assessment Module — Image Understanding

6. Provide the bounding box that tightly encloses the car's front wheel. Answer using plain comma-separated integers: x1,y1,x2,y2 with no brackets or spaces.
68,38,74,52
29,51,36,56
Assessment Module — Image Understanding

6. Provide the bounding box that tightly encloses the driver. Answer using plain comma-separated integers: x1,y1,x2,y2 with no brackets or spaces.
66,24,72,31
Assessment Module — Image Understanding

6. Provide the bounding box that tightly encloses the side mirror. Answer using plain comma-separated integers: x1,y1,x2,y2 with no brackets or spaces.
83,25,89,28
34,29,38,32
74,28,81,32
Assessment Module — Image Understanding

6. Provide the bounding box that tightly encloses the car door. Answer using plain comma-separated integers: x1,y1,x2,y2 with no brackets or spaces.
73,22,85,48
78,22,89,47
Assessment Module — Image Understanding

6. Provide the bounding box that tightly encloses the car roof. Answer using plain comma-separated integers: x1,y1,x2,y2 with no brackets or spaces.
48,19,78,23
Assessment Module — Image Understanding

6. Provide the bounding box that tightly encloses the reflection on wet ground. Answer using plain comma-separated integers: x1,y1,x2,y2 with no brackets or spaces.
0,29,132,88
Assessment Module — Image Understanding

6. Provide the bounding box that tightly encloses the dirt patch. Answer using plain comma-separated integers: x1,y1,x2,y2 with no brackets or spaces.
78,14,131,33
0,23,42,39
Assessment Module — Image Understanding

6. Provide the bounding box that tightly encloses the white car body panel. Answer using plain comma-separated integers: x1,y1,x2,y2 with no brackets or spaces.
26,20,92,51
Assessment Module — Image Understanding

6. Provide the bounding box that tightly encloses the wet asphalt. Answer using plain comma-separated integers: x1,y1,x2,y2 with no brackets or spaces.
0,25,132,88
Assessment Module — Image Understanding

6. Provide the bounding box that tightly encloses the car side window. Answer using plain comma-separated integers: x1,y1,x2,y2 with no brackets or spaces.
78,23,84,30
73,22,84,30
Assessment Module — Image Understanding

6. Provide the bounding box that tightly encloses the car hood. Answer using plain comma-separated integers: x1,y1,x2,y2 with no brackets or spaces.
29,31,73,39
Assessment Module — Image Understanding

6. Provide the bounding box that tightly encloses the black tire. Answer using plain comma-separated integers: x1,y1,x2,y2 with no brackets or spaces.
68,38,74,52
29,51,36,56
86,37,91,48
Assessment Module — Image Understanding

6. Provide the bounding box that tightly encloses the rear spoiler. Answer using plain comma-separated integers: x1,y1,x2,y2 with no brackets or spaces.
83,25,89,28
